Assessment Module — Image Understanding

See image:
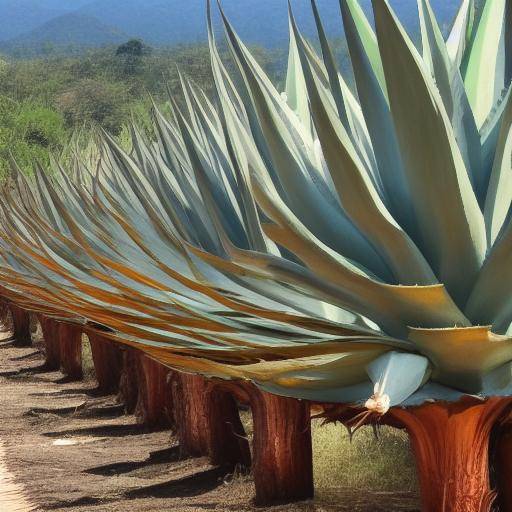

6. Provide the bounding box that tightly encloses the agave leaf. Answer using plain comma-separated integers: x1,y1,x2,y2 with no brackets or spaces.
290,16,438,287
418,0,453,113
307,0,383,207
223,350,385,385
172,97,251,250
402,382,465,405
206,8,278,255
340,0,413,233
308,0,350,128
484,91,512,244
106,341,376,403
186,242,375,330
479,86,511,203
239,172,470,337
256,380,374,403
340,0,387,98
151,111,224,253
366,351,430,406
373,0,486,306
409,326,512,392
463,0,508,129
210,78,280,255
12,196,376,356
94,180,386,340
446,0,475,67
284,16,313,135
465,219,512,333
417,0,482,203
218,6,394,280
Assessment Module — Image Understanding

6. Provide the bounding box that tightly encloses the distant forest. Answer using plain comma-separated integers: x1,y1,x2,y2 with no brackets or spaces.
0,35,360,177
0,40,287,177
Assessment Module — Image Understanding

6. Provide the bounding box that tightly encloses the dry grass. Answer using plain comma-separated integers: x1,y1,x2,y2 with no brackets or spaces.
312,419,418,494
81,334,96,379
240,408,417,495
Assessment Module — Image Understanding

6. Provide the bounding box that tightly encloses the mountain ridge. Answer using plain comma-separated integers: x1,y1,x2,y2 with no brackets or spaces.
0,12,127,56
0,0,462,54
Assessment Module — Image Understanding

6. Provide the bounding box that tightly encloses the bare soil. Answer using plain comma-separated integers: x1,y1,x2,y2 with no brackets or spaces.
0,337,420,512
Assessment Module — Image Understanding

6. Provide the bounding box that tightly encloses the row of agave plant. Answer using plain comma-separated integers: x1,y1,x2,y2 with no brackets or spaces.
2,0,512,510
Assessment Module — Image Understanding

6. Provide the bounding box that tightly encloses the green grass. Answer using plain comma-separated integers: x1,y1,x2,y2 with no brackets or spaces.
312,420,418,493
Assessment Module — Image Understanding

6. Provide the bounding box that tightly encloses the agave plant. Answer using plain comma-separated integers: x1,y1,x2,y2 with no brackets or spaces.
1,0,512,510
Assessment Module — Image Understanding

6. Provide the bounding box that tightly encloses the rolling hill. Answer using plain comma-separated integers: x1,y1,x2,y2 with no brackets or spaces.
0,0,92,41
0,13,127,56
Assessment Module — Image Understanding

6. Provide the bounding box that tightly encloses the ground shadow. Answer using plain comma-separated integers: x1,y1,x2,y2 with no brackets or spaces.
84,445,181,476
30,386,106,398
124,466,228,498
25,404,87,417
0,363,57,378
45,496,117,510
43,423,164,438
9,351,40,361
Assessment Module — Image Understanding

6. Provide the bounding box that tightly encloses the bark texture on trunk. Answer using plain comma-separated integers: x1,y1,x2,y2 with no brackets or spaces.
88,333,122,393
171,373,251,470
10,304,31,347
389,397,511,512
249,387,313,505
0,300,11,330
118,347,141,413
206,385,251,470
492,420,512,512
171,372,211,458
135,355,172,428
38,315,61,370
57,322,83,380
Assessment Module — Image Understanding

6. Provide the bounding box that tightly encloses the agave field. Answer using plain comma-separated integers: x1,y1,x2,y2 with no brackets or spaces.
2,0,512,510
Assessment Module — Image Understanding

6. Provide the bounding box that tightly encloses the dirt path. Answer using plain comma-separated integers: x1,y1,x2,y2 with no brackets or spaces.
0,439,38,512
0,338,420,512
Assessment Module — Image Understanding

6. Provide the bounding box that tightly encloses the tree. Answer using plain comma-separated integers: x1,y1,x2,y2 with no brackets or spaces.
56,79,127,134
115,39,151,76
116,39,148,58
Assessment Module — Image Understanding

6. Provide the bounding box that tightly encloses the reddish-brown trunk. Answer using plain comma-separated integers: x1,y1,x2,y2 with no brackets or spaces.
0,300,11,331
171,373,251,470
87,333,122,393
10,304,31,347
171,372,212,457
57,322,82,380
492,421,512,512
118,347,141,413
249,387,313,505
38,315,61,370
135,355,172,428
206,385,251,470
389,397,511,512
